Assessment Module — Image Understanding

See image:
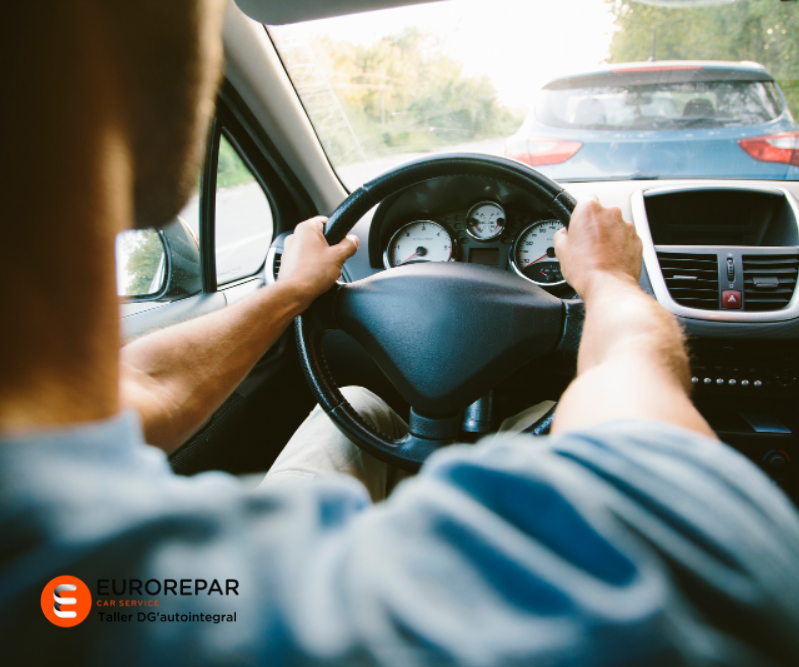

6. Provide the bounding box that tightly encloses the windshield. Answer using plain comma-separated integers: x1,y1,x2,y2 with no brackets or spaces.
268,0,799,187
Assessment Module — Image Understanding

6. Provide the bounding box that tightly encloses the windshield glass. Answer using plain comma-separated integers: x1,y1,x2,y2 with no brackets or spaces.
268,0,799,187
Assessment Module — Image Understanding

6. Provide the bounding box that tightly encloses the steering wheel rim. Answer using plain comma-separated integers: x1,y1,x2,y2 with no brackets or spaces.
296,153,578,471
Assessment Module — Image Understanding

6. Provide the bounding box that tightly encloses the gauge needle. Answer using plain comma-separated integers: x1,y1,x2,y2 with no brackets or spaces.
523,253,548,269
398,251,419,266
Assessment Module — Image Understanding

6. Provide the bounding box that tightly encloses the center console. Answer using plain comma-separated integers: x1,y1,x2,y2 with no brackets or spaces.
632,185,799,498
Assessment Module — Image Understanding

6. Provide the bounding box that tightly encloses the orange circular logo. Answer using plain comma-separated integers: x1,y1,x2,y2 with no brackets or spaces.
41,576,92,627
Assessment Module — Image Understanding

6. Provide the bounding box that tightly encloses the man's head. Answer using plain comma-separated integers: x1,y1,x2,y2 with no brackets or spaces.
0,0,228,430
109,0,228,228
2,0,228,230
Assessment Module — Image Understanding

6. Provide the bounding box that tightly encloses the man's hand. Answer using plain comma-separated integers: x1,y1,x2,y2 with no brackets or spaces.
278,217,359,305
553,198,643,301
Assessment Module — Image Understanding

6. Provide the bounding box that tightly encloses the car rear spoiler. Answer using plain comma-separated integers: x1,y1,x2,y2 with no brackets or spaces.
544,67,774,90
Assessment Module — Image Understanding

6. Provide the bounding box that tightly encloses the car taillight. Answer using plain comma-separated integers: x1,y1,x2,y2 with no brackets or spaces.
505,138,583,166
738,132,799,167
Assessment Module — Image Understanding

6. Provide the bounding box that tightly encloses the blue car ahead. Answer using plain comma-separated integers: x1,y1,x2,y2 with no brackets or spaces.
505,61,799,181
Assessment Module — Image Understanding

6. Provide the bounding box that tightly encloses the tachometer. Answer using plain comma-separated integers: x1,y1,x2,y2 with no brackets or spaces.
511,220,566,286
384,220,453,269
466,201,505,241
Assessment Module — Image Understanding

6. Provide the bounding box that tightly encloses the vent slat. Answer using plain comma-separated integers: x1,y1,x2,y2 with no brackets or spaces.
657,251,719,311
741,268,798,275
742,254,798,311
665,289,719,296
273,252,282,280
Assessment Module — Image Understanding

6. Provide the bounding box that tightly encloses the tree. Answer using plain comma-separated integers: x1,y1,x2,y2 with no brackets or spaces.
273,27,524,165
606,0,799,115
118,229,164,296
217,137,255,189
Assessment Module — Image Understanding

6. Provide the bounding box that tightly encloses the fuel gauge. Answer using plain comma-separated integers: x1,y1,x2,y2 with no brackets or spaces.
466,201,505,241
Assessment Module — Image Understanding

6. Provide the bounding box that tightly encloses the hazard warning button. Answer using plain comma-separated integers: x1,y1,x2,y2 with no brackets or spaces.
722,290,742,309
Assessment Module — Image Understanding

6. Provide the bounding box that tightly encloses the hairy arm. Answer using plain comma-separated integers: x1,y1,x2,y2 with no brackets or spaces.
120,217,358,452
551,200,715,438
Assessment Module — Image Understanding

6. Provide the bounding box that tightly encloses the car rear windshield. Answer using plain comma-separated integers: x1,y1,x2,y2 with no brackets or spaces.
535,80,784,131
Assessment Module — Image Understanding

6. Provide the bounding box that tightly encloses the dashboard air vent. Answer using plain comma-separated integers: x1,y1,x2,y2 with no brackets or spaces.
272,252,282,281
743,255,798,311
656,252,719,310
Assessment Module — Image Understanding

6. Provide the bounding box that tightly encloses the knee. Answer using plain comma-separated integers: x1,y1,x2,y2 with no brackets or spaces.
339,386,403,437
340,386,388,417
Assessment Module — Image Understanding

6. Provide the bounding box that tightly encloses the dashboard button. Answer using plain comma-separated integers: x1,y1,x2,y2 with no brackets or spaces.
728,379,737,386
703,378,712,385
774,368,797,388
721,290,742,309
691,377,699,384
741,379,750,387
754,380,763,388
764,451,789,474
716,378,724,385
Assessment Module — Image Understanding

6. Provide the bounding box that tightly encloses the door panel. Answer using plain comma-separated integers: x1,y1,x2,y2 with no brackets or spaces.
117,84,319,475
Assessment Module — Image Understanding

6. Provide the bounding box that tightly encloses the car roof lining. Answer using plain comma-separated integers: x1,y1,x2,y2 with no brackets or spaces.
234,0,444,26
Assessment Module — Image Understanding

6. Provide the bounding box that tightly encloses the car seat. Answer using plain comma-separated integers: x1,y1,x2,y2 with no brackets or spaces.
683,98,715,117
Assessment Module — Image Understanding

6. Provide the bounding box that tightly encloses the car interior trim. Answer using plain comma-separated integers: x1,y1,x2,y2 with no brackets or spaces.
234,0,442,26
223,3,347,214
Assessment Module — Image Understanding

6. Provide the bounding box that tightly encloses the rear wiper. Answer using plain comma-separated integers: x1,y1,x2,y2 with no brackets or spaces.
676,116,738,128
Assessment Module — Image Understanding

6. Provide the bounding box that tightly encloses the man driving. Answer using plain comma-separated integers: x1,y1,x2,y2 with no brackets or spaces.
2,1,798,665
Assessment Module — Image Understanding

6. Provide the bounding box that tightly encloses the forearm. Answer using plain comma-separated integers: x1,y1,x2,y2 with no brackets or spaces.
576,274,691,390
119,217,358,453
553,275,715,438
120,281,312,452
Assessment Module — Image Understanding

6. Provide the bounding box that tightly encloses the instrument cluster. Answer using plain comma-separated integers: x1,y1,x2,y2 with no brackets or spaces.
382,200,568,288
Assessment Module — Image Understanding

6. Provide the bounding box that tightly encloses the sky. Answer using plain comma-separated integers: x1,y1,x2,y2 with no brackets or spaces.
280,0,619,109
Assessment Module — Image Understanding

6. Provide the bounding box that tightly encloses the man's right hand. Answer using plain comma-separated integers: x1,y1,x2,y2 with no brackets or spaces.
278,216,360,305
553,198,643,301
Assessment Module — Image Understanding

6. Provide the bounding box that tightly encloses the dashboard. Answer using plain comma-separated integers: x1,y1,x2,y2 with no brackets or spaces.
266,176,799,499
363,173,577,298
381,203,567,288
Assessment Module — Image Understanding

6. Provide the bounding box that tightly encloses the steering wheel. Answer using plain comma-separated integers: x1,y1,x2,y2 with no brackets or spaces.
296,154,583,471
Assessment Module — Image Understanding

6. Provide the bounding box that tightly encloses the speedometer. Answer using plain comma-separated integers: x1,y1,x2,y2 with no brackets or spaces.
384,220,453,269
511,220,566,286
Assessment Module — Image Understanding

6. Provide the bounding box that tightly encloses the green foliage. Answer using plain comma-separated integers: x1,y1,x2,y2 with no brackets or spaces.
606,0,799,116
119,229,165,296
217,136,255,189
290,27,524,165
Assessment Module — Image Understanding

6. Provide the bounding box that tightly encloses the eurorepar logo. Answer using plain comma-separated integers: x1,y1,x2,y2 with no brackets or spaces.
41,576,92,627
